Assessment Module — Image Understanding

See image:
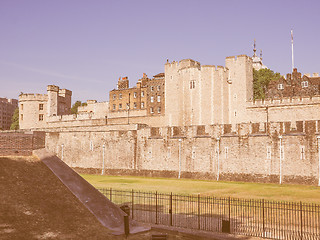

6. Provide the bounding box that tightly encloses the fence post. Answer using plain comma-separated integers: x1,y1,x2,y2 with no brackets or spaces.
300,201,303,240
198,194,201,230
155,191,158,224
124,215,129,236
131,189,134,220
262,199,265,237
170,192,173,226
228,197,231,222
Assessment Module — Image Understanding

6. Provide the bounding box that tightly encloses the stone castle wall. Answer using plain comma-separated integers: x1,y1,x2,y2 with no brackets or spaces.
246,96,320,123
45,120,320,185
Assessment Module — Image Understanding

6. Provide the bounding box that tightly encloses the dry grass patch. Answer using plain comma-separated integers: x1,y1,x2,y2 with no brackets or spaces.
81,174,320,204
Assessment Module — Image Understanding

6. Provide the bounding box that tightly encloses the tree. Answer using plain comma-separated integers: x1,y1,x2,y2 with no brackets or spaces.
71,101,87,114
10,108,19,130
253,68,281,100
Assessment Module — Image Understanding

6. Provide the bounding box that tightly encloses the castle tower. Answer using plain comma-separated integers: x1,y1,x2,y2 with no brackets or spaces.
58,89,72,115
225,55,253,124
47,85,59,116
165,59,229,126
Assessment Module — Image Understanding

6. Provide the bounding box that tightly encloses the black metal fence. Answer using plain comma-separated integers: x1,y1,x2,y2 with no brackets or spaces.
98,188,320,239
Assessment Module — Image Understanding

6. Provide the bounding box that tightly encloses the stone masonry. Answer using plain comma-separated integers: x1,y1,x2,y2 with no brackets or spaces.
45,120,320,185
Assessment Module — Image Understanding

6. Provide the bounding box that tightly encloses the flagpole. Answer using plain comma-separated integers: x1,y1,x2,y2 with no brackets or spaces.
291,29,294,72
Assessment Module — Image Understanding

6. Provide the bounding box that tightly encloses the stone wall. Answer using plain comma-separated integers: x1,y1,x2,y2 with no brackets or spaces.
44,121,320,185
246,96,320,123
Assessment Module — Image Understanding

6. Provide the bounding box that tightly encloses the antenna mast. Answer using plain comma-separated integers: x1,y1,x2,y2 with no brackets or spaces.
291,29,294,72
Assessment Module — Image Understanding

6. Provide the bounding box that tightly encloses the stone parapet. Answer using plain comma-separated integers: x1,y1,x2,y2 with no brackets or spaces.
19,94,48,101
47,85,59,92
248,95,320,107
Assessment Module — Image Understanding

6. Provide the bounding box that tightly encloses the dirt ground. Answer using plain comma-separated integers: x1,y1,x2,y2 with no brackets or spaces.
0,156,260,240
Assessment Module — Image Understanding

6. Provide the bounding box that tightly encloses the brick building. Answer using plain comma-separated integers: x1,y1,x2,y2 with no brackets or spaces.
109,73,165,116
266,68,320,99
146,73,165,116
0,98,18,130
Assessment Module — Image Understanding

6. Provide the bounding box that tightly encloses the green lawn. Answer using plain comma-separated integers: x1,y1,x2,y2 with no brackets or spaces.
81,174,320,204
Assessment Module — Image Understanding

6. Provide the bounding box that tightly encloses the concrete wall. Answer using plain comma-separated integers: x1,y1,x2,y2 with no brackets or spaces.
45,121,320,185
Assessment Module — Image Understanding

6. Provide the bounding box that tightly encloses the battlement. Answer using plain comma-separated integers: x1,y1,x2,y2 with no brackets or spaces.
19,94,48,101
248,95,320,107
201,65,215,68
304,73,319,78
87,100,97,104
59,89,72,97
147,120,320,139
47,112,95,122
178,59,201,70
165,59,201,70
201,65,228,73
225,55,252,64
47,85,59,92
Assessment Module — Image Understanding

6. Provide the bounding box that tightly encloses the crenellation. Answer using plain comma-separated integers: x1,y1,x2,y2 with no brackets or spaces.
19,94,48,101
201,65,215,69
47,85,59,92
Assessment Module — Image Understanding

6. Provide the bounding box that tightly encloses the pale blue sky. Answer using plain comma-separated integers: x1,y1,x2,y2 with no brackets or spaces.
1,0,319,103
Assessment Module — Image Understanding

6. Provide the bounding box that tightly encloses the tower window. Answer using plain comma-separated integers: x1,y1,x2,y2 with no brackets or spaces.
301,81,308,88
278,84,284,90
300,146,305,160
267,146,271,159
190,80,196,89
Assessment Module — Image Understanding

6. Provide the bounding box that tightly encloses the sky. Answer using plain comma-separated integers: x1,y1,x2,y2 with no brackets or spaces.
1,0,319,103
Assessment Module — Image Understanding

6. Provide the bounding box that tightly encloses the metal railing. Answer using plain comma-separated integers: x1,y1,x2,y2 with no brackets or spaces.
98,188,320,240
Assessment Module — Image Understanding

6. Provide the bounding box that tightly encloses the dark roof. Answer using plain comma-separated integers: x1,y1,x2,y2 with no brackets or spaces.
308,77,320,85
153,73,165,78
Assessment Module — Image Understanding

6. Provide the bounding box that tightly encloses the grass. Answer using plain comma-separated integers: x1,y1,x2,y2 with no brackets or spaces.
81,174,320,204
